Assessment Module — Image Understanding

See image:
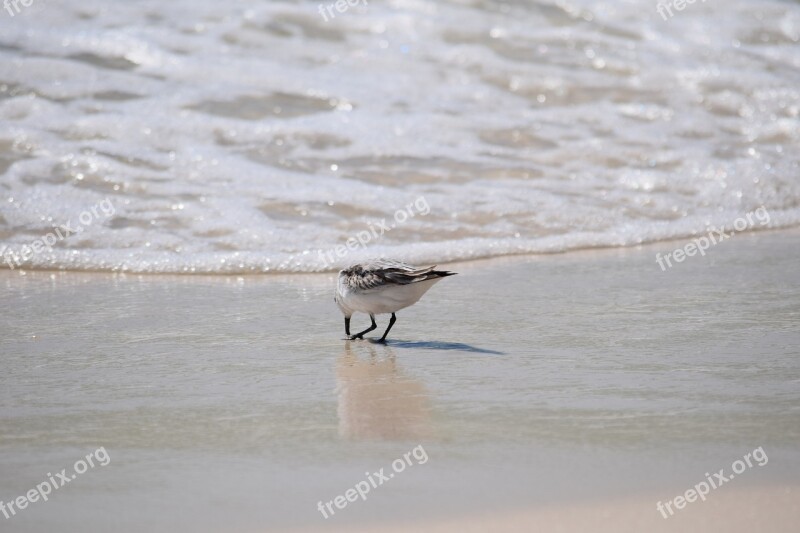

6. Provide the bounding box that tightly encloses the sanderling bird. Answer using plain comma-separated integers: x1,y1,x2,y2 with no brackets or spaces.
334,259,457,343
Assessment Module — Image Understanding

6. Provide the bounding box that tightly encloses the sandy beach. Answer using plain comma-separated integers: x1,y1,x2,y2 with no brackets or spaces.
305,487,800,533
2,228,799,533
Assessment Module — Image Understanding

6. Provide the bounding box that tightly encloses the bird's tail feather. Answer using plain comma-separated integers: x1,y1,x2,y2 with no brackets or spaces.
383,266,457,285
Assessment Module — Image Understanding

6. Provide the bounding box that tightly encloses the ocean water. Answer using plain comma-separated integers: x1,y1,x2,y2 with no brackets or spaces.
0,0,799,273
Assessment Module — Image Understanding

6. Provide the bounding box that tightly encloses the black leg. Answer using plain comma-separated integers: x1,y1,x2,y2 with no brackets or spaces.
377,313,397,343
350,314,377,340
344,317,351,337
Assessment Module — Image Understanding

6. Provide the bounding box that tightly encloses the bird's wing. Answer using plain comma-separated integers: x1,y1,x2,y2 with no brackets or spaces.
380,265,438,285
342,260,453,292
362,258,421,271
346,269,391,291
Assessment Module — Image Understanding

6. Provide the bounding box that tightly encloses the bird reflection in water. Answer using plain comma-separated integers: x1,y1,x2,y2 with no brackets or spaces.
336,341,432,441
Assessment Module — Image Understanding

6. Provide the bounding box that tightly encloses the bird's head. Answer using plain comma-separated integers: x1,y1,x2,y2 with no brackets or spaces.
334,271,353,318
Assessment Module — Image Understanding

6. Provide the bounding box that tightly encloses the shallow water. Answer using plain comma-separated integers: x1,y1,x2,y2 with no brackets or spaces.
1,230,799,532
1,0,800,272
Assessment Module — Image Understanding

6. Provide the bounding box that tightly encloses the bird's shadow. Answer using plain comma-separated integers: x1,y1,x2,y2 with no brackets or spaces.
375,339,505,355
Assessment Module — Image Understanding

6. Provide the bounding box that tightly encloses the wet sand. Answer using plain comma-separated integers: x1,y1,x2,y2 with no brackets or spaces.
305,486,800,533
1,229,799,532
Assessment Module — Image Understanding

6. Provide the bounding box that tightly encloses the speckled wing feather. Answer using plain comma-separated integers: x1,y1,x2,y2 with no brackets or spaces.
341,268,387,291
340,260,455,292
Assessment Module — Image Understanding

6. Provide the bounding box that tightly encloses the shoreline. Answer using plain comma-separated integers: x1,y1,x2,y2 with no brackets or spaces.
1,225,799,279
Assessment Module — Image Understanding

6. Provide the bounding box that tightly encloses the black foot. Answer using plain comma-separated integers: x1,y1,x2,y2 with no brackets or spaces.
369,338,387,344
349,334,365,340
